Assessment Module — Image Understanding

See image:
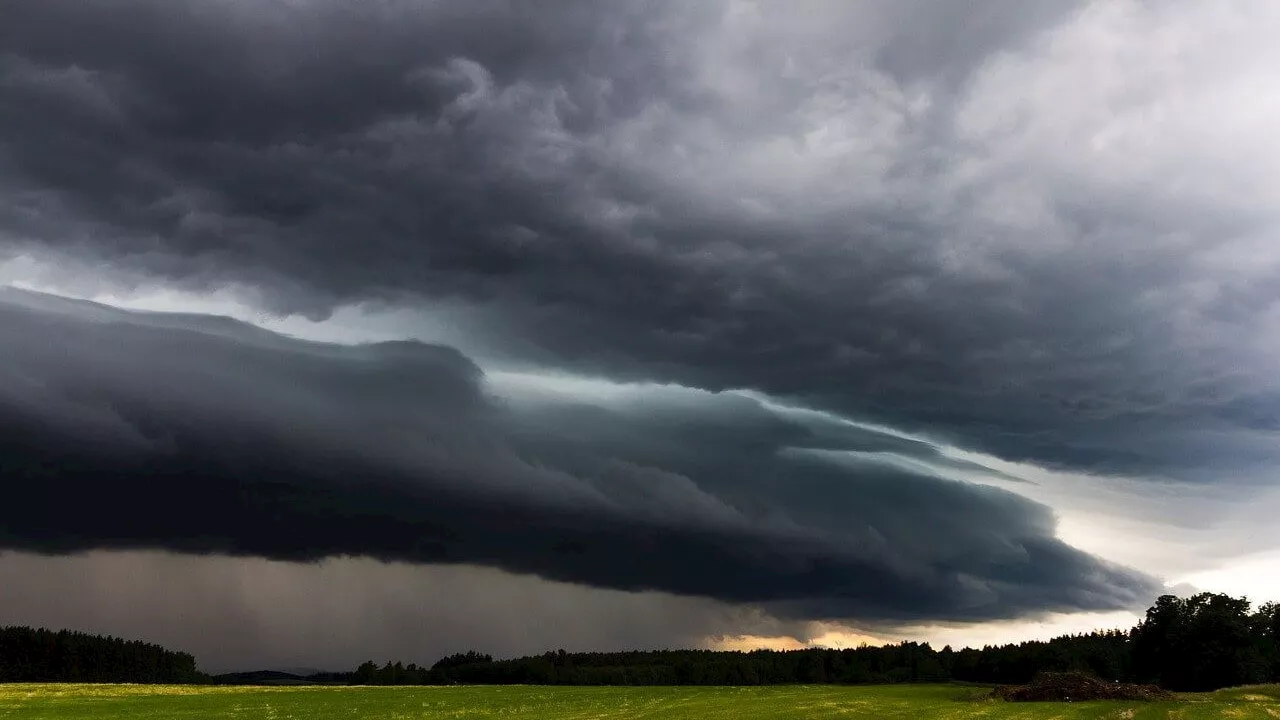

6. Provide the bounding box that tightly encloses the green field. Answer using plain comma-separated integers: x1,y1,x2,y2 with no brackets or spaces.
2,683,1278,719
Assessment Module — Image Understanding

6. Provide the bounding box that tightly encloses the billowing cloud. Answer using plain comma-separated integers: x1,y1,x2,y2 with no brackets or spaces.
3,0,1280,667
0,288,1155,623
4,1,1280,482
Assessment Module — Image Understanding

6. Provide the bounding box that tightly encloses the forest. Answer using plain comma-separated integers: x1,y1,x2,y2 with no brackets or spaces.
3,592,1278,691
332,592,1280,691
0,626,203,683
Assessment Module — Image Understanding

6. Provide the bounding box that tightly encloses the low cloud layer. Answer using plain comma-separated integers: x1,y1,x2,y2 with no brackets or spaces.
3,1,1280,481
0,288,1155,623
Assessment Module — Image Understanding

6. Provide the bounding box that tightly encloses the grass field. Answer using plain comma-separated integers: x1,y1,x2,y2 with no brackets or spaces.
2,682,1278,719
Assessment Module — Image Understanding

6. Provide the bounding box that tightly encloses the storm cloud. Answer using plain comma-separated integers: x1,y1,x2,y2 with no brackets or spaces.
2,0,1280,668
4,0,1280,481
0,288,1155,622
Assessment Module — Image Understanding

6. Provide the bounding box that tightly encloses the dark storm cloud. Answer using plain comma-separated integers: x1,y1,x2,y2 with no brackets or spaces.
3,0,1279,482
0,289,1155,622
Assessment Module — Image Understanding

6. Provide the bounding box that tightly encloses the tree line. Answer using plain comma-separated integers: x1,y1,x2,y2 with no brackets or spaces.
3,592,1278,690
344,593,1280,691
0,626,205,683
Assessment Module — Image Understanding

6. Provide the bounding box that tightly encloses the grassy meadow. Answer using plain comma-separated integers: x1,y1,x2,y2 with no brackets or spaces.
1,682,1278,719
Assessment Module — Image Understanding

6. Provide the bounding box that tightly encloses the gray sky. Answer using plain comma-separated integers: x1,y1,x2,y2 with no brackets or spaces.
2,0,1280,672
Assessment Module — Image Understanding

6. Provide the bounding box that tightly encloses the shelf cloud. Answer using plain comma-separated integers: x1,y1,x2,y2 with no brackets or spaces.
3,0,1280,669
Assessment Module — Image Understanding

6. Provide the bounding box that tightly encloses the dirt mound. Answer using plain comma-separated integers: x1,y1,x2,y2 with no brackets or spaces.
993,672,1175,702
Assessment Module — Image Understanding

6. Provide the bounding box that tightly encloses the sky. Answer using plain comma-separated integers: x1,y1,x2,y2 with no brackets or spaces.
1,0,1279,674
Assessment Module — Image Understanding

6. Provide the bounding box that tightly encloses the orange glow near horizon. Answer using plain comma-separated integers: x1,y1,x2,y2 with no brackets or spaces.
705,623,886,653
703,611,1142,653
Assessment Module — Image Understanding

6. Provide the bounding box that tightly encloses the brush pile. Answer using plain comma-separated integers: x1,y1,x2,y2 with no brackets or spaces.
992,672,1174,702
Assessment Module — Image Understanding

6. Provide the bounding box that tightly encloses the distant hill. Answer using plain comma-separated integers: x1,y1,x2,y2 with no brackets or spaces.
212,669,356,686
212,670,316,686
272,667,330,678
